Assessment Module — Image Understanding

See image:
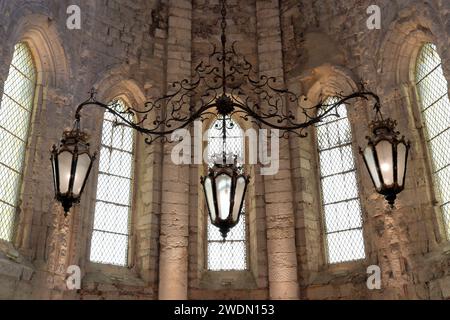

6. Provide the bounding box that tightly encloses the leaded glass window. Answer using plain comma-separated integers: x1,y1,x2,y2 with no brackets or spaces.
316,97,365,264
207,117,247,270
415,43,450,238
0,43,36,242
90,99,135,266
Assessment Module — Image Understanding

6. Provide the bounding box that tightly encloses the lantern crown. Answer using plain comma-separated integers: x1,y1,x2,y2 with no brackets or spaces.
369,117,397,135
61,127,90,145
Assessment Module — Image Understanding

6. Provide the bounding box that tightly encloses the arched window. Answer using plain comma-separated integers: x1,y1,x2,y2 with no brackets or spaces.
206,117,247,270
415,43,450,238
90,99,135,266
316,97,365,264
0,43,36,242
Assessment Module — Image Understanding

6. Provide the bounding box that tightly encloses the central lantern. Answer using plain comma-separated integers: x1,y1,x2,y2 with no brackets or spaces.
201,107,250,239
201,154,250,239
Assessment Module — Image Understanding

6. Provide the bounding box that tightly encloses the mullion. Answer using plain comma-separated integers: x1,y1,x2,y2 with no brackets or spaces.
92,228,129,238
416,63,442,84
420,92,448,114
326,226,363,236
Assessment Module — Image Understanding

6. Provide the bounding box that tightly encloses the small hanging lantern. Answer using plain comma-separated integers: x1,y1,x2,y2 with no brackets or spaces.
201,156,250,238
360,117,410,207
51,120,96,215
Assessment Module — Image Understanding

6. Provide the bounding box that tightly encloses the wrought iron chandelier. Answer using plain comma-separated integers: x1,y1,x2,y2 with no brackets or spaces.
51,0,409,236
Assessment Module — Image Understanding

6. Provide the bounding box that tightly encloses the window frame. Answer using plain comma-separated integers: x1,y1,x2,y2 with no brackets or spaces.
314,97,367,265
89,96,137,267
413,42,450,240
204,116,249,272
0,42,37,243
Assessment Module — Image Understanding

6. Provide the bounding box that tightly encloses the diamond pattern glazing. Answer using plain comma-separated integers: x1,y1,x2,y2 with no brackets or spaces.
416,43,450,238
90,99,135,266
0,43,36,241
206,117,247,270
316,97,365,264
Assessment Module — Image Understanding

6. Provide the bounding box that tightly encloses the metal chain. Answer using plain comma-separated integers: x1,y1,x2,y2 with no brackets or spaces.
221,0,227,37
220,0,227,47
220,0,228,159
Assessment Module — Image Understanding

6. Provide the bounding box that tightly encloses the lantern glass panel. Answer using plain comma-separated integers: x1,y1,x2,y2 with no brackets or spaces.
58,151,73,194
375,140,394,186
52,156,58,191
397,143,407,187
73,153,91,196
363,146,382,189
204,177,216,221
232,176,246,221
216,174,232,220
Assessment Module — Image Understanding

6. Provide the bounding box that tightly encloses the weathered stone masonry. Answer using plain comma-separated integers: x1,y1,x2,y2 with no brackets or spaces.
0,0,449,300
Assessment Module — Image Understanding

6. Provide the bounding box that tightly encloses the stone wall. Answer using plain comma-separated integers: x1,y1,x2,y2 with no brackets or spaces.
280,0,450,300
0,0,448,300
0,0,165,299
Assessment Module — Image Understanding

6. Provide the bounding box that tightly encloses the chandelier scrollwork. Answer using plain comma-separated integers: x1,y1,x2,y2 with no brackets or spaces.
74,0,381,144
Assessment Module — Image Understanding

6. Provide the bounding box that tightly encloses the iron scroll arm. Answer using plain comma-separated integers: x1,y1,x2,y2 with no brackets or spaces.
73,88,383,143
72,0,384,144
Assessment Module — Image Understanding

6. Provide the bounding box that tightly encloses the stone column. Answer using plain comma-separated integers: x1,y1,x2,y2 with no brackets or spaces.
256,0,300,299
158,0,192,300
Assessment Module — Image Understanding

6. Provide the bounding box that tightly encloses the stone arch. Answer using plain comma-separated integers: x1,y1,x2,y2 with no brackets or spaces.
292,64,374,275
95,67,147,108
376,5,449,245
81,70,158,277
4,12,70,88
193,107,264,289
0,10,70,257
300,64,368,124
377,3,447,87
304,64,360,104
85,66,153,138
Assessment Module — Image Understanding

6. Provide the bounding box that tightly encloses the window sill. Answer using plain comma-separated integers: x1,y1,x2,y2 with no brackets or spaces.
83,262,145,288
324,259,366,274
199,270,257,290
0,240,34,281
306,260,367,286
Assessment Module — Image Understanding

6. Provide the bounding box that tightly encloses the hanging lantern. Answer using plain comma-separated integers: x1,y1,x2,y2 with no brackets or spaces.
51,123,96,215
360,117,410,207
201,156,250,238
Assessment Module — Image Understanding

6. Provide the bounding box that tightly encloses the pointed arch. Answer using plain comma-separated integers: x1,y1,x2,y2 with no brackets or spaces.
0,42,37,241
206,117,248,271
415,43,450,238
315,96,365,263
89,98,136,266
